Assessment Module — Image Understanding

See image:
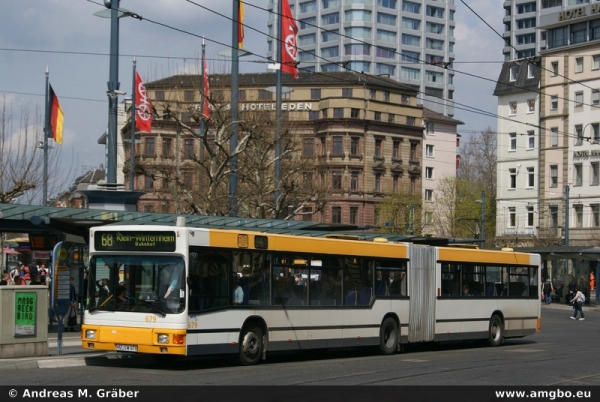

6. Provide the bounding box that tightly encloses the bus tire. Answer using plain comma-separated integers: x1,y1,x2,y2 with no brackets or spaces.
238,326,263,366
488,315,504,347
379,317,399,355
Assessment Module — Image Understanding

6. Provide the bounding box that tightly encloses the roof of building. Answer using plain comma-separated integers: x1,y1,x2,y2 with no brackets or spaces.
147,71,419,95
422,107,464,126
493,57,541,96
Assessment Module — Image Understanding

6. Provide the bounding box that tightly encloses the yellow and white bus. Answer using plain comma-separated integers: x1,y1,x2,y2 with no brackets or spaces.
81,219,541,365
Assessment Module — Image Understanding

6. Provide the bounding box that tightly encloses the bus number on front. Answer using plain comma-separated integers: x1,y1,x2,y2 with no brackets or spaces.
145,316,156,323
101,234,113,247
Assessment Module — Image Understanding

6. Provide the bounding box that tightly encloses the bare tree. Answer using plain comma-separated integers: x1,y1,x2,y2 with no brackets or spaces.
0,97,74,205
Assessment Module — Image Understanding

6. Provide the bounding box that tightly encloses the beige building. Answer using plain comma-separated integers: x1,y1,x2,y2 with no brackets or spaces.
121,71,427,227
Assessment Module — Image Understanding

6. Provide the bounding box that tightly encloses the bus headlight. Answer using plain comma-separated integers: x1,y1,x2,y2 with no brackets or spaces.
85,330,97,340
157,334,169,344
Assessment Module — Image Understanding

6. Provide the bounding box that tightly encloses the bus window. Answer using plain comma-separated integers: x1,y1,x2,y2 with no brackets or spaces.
462,265,485,296
509,267,529,297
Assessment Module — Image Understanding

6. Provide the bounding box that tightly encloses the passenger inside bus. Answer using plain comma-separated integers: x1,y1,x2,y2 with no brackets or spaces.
462,284,472,296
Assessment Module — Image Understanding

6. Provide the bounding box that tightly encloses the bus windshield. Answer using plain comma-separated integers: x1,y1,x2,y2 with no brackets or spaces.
87,255,185,315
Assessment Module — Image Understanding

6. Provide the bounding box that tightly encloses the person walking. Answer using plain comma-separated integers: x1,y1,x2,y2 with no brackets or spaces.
543,281,552,304
570,285,585,321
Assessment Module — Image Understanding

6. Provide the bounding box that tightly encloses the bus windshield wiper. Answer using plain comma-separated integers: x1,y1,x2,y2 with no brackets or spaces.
138,300,167,317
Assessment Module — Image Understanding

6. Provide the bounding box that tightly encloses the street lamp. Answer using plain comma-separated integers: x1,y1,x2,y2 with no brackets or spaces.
475,191,485,247
94,0,141,186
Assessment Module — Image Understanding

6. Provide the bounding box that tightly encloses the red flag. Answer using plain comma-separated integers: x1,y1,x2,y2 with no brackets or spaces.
202,57,211,119
135,71,153,132
48,85,64,144
281,0,299,79
238,1,245,49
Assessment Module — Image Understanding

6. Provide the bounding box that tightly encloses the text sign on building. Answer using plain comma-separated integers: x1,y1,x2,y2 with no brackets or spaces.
558,5,600,21
15,292,37,336
29,234,58,251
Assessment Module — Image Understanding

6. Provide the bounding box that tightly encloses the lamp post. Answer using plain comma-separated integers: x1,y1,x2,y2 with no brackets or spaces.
475,191,485,247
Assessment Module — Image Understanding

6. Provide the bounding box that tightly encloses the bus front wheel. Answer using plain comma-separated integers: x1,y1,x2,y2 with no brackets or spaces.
488,315,504,347
379,317,399,355
238,326,263,366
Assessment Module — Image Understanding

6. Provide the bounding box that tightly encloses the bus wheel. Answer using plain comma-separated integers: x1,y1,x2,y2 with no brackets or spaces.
238,326,263,366
488,315,504,347
379,317,399,355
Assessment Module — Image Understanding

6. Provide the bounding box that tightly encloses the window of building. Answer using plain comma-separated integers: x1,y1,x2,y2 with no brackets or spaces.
575,57,584,73
575,91,584,107
571,23,587,45
183,172,193,190
509,66,518,81
375,138,382,158
332,170,342,190
575,204,583,228
320,138,326,156
551,62,558,76
509,133,517,150
311,89,321,99
332,136,343,155
388,114,395,123
401,94,410,105
593,90,600,107
527,63,536,78
509,168,516,189
509,101,517,115
345,27,372,40
184,139,194,158
377,12,396,25
331,206,342,224
299,33,316,46
383,91,390,102
593,204,600,227
322,29,339,42
594,55,600,70
593,123,600,143
426,144,434,157
345,9,372,22
322,12,340,25
527,131,535,149
551,95,558,110
575,124,583,146
592,162,600,186
527,206,534,227
410,142,418,162
402,1,420,14
425,189,433,202
303,206,313,221
162,138,172,157
551,127,558,147
402,34,420,47
350,171,359,191
300,0,317,13
575,163,583,186
350,137,360,156
376,29,396,43
322,109,329,119
333,108,344,118
528,99,535,112
374,173,382,192
392,140,400,160
144,175,154,190
351,108,360,118
550,165,558,187
424,211,433,225
374,111,381,121
184,90,194,102
527,167,535,187
303,138,314,157
155,91,165,101
410,177,416,194
321,46,340,58
425,167,434,179
145,137,155,156
508,207,516,227
309,111,320,120
342,88,353,97
393,175,399,193
406,116,415,126
349,206,358,225
258,89,272,100
549,205,558,229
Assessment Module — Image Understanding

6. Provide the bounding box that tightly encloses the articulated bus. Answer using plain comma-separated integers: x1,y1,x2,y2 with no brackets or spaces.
81,219,541,365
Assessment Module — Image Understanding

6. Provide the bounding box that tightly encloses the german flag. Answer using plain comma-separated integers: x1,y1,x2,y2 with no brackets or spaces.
48,84,63,144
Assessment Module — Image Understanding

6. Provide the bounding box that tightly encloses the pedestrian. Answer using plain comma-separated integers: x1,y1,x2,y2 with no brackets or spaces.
0,272,10,285
570,285,585,321
567,278,576,304
543,281,552,304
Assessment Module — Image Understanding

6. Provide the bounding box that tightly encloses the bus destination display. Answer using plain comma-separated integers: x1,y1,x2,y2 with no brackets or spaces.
94,231,177,252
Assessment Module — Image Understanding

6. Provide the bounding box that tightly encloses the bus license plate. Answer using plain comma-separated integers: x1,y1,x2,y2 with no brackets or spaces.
116,344,138,352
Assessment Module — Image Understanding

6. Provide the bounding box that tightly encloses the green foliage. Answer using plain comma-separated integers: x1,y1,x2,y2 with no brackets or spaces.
376,193,422,235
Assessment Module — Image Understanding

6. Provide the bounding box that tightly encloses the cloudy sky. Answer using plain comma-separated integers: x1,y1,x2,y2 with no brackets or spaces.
0,0,504,199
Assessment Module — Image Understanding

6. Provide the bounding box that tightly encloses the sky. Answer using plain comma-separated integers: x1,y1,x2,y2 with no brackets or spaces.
0,0,505,200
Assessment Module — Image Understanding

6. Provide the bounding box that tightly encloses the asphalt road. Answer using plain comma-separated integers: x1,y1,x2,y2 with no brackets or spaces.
0,303,597,387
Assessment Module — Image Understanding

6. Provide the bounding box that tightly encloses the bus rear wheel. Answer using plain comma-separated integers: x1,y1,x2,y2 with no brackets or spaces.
379,317,399,355
238,326,263,366
488,315,504,347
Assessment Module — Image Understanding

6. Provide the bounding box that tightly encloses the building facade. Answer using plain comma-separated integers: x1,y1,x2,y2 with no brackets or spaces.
494,57,541,246
267,0,456,117
115,71,437,227
496,2,600,248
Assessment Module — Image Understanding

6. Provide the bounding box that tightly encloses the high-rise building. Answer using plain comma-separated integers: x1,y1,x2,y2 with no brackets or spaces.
266,0,456,117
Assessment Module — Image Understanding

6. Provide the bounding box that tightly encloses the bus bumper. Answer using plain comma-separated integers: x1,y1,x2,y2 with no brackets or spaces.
81,325,187,355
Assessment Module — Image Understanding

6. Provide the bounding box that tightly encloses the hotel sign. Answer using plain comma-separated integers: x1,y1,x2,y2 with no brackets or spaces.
558,5,600,21
574,150,600,157
195,102,314,112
